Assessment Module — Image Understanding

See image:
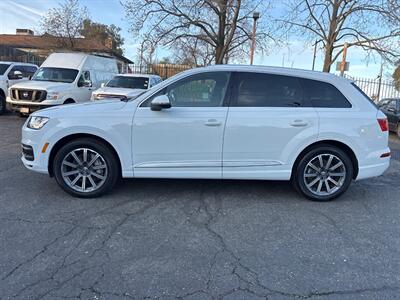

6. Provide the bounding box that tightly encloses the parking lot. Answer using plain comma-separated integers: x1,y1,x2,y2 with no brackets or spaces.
0,113,399,300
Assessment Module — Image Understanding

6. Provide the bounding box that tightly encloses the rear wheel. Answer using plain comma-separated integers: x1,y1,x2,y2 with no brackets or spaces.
0,94,5,115
53,138,119,198
292,146,353,201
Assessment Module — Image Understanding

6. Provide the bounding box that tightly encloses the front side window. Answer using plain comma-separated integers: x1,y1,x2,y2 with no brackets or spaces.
106,76,149,89
166,72,230,107
32,67,79,83
233,72,306,107
303,79,351,108
0,63,10,75
22,66,37,77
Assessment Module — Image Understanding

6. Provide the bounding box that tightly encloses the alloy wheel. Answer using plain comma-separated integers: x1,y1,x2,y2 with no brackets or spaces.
303,154,346,196
61,148,108,193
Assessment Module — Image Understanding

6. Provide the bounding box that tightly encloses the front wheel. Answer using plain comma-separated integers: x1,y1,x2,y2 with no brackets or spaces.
0,94,5,115
53,138,119,198
292,146,353,201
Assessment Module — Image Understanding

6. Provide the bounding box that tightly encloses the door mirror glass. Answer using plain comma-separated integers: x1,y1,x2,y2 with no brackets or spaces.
151,95,171,111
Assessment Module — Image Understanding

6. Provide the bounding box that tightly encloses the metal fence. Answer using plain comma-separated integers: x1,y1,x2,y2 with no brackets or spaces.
127,64,192,79
345,74,400,101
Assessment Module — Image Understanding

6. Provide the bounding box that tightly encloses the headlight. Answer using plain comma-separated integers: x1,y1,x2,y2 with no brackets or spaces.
27,116,49,130
46,92,59,100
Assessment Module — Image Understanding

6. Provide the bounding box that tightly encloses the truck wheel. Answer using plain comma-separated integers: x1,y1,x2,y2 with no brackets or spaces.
0,94,5,115
292,145,353,201
53,138,119,198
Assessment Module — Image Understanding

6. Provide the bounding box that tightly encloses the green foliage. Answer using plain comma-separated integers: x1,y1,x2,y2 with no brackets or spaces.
80,19,125,55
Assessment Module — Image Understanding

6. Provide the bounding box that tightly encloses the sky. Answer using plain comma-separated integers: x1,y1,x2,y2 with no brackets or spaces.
0,0,394,79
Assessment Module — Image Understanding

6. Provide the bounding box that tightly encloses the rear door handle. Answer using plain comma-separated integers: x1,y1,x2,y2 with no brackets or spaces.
205,119,222,127
290,120,308,127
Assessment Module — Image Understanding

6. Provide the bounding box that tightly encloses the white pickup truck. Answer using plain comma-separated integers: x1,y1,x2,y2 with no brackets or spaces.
0,62,38,114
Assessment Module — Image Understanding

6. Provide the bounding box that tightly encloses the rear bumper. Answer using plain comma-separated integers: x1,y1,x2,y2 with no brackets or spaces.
356,157,390,180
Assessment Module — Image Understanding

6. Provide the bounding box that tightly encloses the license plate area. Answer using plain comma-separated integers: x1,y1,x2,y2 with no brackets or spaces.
20,107,29,114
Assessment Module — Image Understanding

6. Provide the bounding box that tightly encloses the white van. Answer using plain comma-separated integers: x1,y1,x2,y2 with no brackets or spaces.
7,53,118,114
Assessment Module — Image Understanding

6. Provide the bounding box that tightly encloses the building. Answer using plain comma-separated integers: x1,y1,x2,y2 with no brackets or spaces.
0,29,133,72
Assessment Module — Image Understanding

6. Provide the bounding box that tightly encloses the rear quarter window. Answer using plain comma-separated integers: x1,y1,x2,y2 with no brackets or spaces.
301,78,352,108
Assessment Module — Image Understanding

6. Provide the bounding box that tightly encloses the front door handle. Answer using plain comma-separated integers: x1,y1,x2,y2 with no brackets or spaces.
205,119,222,126
290,120,308,127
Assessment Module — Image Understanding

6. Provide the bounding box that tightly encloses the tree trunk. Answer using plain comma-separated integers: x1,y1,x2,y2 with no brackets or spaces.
215,0,227,64
322,44,334,72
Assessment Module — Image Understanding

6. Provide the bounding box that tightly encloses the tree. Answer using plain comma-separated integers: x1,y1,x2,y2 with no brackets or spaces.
393,63,400,91
80,20,125,55
40,0,89,48
122,0,274,64
281,0,400,72
172,37,215,66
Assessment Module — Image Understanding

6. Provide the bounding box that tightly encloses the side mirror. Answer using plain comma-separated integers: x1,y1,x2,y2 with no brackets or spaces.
9,70,23,80
101,82,106,88
82,80,92,87
151,95,171,111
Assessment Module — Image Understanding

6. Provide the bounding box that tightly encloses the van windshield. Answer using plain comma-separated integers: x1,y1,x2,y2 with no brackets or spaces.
0,63,10,75
106,76,149,89
32,67,79,83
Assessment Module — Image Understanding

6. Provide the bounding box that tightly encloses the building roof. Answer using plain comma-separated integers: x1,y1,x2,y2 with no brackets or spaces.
0,34,132,64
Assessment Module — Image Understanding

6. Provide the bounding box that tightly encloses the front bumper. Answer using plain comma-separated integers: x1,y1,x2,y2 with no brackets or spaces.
21,124,51,175
7,97,59,113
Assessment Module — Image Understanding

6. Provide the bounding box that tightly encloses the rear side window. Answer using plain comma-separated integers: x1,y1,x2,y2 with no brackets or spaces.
301,79,351,108
233,72,307,107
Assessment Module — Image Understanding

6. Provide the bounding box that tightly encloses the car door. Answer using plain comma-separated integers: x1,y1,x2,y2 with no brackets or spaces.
223,72,319,180
76,70,93,102
132,71,231,179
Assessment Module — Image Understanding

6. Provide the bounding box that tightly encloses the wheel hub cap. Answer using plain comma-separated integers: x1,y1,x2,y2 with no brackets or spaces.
303,154,346,196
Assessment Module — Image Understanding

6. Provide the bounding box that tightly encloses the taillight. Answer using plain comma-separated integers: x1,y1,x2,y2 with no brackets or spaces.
377,118,388,132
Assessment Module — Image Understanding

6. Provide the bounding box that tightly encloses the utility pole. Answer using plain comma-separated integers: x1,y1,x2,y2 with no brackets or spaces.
250,12,260,65
377,60,384,101
312,40,318,71
340,42,348,77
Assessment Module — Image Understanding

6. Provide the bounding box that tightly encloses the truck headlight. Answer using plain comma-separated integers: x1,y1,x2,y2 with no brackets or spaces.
46,92,59,100
27,116,49,130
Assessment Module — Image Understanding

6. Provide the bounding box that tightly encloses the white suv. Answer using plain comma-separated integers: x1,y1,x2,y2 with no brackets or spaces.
21,65,390,201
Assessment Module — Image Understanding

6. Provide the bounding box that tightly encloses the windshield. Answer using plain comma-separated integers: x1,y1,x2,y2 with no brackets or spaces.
106,76,149,89
32,67,79,83
0,64,10,75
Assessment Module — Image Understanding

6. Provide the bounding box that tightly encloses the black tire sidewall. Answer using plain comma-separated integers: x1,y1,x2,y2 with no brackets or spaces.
0,95,5,115
294,146,353,201
53,139,119,198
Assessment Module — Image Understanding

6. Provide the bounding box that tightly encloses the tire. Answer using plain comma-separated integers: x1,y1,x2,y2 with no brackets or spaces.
292,145,354,201
397,123,400,139
0,94,5,115
53,138,119,198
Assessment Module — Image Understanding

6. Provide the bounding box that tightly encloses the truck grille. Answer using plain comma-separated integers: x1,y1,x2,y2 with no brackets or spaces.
11,89,47,102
